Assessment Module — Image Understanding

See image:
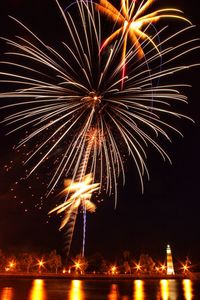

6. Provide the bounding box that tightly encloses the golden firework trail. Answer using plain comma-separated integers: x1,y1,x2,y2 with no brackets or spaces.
49,173,99,256
49,129,101,256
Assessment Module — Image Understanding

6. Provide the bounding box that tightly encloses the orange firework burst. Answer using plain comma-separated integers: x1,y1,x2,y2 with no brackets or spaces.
49,173,100,230
96,0,191,85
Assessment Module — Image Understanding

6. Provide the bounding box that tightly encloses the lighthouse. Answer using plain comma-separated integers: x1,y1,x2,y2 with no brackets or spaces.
166,244,175,275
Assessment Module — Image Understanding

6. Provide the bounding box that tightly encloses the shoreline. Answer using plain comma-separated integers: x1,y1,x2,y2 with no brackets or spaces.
0,272,199,280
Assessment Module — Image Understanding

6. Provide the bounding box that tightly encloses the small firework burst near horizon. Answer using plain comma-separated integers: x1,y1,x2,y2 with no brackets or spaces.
0,0,199,254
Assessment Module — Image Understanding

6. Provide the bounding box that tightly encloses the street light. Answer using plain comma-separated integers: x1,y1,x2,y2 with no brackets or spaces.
182,264,189,273
75,262,80,269
74,260,82,274
135,264,142,272
5,260,16,272
37,259,45,273
9,262,14,269
161,264,166,273
110,265,117,275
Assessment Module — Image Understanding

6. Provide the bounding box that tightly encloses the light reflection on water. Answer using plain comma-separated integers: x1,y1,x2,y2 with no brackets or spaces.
160,279,178,300
29,279,46,300
134,280,144,300
108,284,119,300
183,279,193,300
0,278,197,299
160,280,169,300
0,287,13,300
69,280,85,300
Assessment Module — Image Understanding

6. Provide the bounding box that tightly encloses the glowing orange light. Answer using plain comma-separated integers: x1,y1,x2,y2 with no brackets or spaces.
75,262,80,269
181,262,191,274
183,265,188,271
37,259,45,273
110,265,117,275
1,287,13,300
160,280,168,300
135,264,142,271
69,280,84,300
73,260,84,274
29,279,47,300
161,264,166,271
108,284,119,300
6,260,16,271
134,280,144,300
183,279,193,300
39,261,44,267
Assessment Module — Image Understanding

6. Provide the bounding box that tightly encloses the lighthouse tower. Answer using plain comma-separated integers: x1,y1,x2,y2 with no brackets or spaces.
166,244,175,275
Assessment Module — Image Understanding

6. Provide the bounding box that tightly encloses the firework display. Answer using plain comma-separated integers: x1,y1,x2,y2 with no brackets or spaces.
96,0,191,87
0,0,199,255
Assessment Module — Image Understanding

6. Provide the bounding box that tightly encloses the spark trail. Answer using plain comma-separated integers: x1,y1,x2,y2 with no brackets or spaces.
96,0,191,87
49,128,100,256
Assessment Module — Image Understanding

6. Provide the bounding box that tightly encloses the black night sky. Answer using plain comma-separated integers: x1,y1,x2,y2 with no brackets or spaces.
0,0,199,265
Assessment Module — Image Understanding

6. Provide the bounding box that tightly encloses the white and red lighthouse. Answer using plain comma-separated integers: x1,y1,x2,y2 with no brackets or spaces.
166,244,175,275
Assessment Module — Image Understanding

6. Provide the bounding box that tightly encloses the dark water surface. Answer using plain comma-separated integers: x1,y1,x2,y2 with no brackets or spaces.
0,278,200,299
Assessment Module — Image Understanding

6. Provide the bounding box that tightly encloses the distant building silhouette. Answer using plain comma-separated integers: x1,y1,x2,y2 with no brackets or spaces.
166,245,175,275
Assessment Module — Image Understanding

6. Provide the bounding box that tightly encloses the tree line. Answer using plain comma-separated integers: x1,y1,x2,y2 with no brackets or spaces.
0,249,191,274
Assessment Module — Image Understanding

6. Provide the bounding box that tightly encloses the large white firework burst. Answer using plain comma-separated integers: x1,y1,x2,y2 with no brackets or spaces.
0,0,199,205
